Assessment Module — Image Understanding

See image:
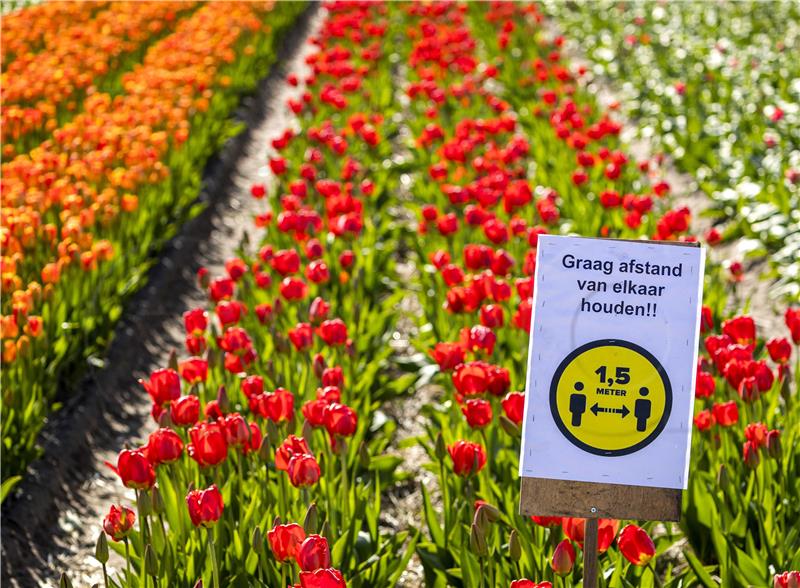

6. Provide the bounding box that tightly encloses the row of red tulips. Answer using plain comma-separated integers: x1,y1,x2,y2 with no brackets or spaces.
70,2,416,586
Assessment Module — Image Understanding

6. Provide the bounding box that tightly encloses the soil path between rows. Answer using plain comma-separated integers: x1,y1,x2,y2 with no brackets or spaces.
1,6,322,585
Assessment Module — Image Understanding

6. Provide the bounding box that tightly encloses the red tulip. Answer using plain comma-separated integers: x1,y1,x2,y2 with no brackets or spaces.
448,440,486,476
785,308,800,344
318,319,348,346
561,518,619,552
712,401,739,427
281,277,309,301
773,571,800,588
510,581,552,588
223,413,251,448
187,422,228,467
693,410,714,432
551,539,575,575
324,402,357,437
108,449,155,490
695,371,715,398
276,435,312,471
430,342,465,372
170,395,200,427
617,524,656,565
178,358,208,385
766,338,792,364
272,249,301,275
289,323,314,351
721,315,756,346
139,368,181,406
183,308,208,335
745,422,768,448
461,398,493,428
252,388,295,423
743,440,760,469
453,361,489,396
531,516,562,527
267,523,306,562
297,534,331,571
145,428,184,465
501,392,525,424
186,484,223,527
299,568,347,588
241,375,264,399
103,505,136,542
288,453,321,487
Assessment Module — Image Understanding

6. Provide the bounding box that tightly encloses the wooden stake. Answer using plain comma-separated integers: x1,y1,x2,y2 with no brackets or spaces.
583,518,599,588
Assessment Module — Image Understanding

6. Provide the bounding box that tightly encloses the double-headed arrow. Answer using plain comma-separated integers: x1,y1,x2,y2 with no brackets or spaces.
590,402,630,418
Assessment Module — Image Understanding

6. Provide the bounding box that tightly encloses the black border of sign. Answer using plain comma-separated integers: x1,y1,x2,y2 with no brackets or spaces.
549,338,673,457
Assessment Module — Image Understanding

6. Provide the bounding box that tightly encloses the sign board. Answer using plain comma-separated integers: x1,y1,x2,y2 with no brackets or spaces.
519,235,704,521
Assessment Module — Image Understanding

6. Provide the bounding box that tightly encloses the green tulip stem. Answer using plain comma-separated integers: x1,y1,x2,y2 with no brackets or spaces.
208,527,220,588
648,562,663,588
123,537,132,588
439,459,450,550
102,562,109,588
340,446,350,522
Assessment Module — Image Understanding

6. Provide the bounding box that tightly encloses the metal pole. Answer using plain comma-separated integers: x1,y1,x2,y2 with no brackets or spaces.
583,518,599,588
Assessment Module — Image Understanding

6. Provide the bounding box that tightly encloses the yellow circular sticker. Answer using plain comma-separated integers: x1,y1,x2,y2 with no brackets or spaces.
550,339,672,456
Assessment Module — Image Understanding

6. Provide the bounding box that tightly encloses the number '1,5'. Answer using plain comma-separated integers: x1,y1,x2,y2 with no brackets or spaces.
595,365,631,385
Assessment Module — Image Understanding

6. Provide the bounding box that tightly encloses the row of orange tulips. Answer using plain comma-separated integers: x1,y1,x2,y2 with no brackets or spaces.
1,1,197,155
1,0,307,494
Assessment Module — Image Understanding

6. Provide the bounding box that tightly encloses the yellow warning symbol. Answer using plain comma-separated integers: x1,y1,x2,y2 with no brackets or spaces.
550,339,672,456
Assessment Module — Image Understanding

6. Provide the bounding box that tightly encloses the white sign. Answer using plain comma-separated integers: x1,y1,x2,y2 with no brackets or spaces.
519,235,705,489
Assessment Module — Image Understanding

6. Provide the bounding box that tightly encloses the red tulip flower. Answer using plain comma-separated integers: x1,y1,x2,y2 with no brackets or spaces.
268,523,306,562
276,435,312,471
297,534,331,571
773,571,800,588
241,375,264,399
170,395,200,427
510,581,552,588
289,323,314,351
551,539,575,575
299,568,347,588
693,410,715,432
223,413,251,448
501,392,525,424
531,516,562,527
145,428,184,465
108,449,155,490
187,422,228,467
721,315,756,346
186,484,224,527
785,308,800,344
288,453,321,487
103,504,136,542
618,524,656,565
183,308,208,335
139,368,181,406
461,398,493,428
712,401,739,427
561,518,619,552
324,402,358,437
448,440,487,476
318,319,348,346
766,338,792,364
430,342,465,372
178,357,208,385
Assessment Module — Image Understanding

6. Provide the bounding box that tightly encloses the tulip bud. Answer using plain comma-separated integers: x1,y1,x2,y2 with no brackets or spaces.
479,502,501,523
435,433,446,461
168,350,179,372
470,523,488,557
780,367,792,402
304,503,318,534
717,463,729,488
59,573,73,588
509,530,521,561
258,436,271,461
551,539,576,576
767,430,782,459
193,579,203,588
358,442,371,469
95,532,109,564
151,486,165,515
252,526,263,552
137,490,152,517
16,335,30,358
144,544,158,576
302,418,314,441
266,419,280,445
499,415,520,437
217,385,229,413
321,520,332,544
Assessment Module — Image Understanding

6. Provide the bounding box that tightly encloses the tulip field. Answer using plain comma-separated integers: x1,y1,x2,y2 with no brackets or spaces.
1,2,798,588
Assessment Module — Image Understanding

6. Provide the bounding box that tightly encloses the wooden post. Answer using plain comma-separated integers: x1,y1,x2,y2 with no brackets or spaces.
583,518,599,588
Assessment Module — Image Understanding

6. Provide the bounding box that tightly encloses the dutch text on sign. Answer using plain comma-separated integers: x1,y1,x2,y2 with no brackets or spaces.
519,236,705,490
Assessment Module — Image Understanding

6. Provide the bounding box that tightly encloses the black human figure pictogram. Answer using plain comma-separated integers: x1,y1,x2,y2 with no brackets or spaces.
634,386,651,432
569,381,586,426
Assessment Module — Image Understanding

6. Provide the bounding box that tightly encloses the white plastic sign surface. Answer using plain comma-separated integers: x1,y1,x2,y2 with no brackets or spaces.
519,235,705,489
